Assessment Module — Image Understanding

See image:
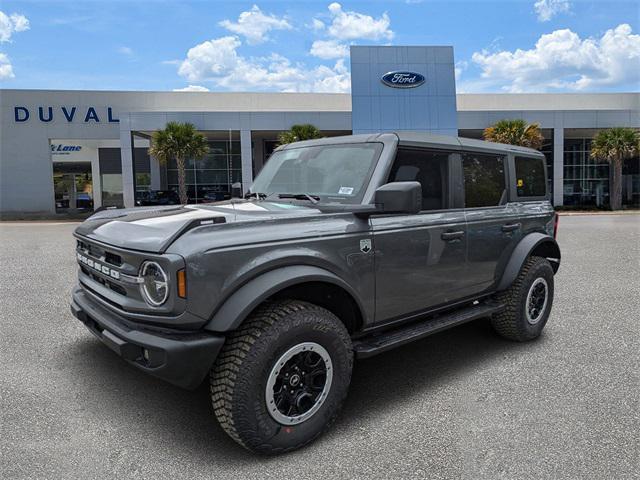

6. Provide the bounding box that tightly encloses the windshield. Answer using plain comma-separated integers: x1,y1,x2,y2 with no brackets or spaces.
250,143,383,204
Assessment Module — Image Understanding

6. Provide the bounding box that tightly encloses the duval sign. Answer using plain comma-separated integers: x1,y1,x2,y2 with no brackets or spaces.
381,71,426,89
14,106,119,123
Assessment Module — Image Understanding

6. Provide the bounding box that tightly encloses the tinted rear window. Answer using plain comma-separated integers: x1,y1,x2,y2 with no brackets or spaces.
515,156,546,197
463,153,506,208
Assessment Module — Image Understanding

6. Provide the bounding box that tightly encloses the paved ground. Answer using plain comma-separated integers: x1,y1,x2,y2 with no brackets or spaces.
1,215,638,479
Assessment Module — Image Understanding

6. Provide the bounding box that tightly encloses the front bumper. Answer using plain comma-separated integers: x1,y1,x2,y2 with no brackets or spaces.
71,286,225,389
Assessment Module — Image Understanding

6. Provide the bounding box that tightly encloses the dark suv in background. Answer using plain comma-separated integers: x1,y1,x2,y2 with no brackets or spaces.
70,132,560,454
135,190,180,206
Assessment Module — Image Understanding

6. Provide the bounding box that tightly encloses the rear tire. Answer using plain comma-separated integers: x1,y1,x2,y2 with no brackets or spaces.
210,300,353,454
491,256,554,341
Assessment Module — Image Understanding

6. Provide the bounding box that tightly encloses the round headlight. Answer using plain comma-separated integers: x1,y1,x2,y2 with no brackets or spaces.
139,261,169,306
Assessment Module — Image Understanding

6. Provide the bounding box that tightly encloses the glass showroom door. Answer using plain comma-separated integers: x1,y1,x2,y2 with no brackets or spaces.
53,162,94,213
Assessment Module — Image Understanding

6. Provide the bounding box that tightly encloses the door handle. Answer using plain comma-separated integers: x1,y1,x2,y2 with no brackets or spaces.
441,230,464,241
501,223,521,232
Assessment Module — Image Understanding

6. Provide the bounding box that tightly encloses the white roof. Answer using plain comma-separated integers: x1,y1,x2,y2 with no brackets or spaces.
1,89,637,112
456,93,639,111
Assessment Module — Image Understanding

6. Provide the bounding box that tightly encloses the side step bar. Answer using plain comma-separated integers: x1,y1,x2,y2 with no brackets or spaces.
353,302,505,358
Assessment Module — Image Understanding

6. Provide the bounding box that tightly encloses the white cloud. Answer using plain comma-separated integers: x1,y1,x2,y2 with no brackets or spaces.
310,58,351,93
310,18,325,31
471,24,640,92
216,54,351,93
178,4,393,93
0,52,14,79
310,39,349,59
173,85,210,92
177,36,350,92
178,36,243,81
118,46,133,56
534,0,571,22
219,5,291,45
0,11,30,43
325,3,393,41
0,11,28,78
308,4,393,60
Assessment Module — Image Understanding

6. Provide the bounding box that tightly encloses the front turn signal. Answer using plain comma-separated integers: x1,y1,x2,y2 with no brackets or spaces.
177,269,187,298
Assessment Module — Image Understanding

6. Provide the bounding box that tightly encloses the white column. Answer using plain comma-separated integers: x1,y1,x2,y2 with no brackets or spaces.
91,150,102,209
553,128,564,207
120,118,136,208
149,155,161,190
240,129,253,194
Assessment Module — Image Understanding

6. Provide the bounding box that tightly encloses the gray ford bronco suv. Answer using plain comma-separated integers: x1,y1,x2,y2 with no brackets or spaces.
71,132,560,454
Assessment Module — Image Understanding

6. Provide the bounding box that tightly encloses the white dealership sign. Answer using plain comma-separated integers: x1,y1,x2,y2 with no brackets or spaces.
49,139,123,163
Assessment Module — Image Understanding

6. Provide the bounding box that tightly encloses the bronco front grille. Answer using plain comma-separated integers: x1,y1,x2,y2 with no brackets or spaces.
79,279,125,311
80,265,128,296
75,237,141,306
77,240,123,266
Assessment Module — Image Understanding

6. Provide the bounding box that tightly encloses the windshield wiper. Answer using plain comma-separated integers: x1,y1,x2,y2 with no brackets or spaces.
278,193,320,204
244,191,268,200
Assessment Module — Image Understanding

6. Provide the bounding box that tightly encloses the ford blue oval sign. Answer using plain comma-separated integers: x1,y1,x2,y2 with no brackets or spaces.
381,71,425,89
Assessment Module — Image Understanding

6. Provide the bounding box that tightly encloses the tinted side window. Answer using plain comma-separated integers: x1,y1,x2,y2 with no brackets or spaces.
515,156,546,197
463,153,506,208
388,148,450,210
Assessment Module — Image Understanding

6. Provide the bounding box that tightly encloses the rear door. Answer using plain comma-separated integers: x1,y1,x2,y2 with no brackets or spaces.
462,151,523,292
371,147,470,324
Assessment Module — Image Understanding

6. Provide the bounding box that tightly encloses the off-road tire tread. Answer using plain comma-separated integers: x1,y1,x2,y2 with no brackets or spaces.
210,299,352,454
491,256,553,341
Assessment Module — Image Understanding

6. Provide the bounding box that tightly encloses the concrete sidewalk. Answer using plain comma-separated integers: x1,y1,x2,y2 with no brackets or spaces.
557,210,640,216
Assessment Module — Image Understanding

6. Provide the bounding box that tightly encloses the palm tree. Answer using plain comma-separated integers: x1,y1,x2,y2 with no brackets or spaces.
590,127,640,210
483,119,544,150
278,124,323,145
148,122,209,205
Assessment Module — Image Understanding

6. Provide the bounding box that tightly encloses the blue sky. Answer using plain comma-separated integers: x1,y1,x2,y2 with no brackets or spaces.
0,0,638,93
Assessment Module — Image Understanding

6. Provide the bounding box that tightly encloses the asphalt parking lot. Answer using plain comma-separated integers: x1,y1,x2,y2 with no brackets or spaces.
1,214,638,479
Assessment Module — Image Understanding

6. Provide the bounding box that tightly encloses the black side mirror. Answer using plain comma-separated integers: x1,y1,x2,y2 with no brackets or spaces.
231,182,243,199
375,181,422,214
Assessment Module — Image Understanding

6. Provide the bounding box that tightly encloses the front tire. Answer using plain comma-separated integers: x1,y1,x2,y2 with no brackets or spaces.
210,300,353,454
491,256,555,341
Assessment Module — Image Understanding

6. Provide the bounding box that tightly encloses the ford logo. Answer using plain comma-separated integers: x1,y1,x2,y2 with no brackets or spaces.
381,71,425,89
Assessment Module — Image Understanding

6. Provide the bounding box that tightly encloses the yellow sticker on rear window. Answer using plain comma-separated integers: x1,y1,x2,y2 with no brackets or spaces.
517,179,524,187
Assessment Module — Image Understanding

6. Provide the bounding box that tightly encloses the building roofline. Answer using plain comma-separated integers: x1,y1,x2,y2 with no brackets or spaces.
456,92,639,111
0,88,351,96
2,89,637,112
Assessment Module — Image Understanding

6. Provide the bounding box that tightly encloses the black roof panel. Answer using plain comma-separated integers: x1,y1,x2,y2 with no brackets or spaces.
276,131,544,157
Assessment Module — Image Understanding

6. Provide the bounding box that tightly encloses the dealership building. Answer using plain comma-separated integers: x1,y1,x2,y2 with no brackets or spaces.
1,46,638,215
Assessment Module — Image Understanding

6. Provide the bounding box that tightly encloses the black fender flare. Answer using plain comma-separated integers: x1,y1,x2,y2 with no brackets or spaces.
496,233,561,291
203,265,366,333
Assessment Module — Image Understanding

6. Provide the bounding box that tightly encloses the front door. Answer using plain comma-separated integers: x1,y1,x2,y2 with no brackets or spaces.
372,148,470,324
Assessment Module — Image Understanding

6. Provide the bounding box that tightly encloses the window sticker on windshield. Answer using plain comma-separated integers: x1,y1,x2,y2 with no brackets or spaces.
338,186,354,195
